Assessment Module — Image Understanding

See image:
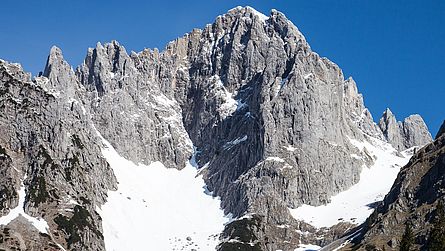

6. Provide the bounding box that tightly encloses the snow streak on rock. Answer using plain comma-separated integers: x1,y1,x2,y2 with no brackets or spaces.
0,176,49,233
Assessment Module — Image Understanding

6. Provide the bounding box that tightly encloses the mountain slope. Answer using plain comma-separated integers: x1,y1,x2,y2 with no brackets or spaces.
0,58,116,250
0,6,433,251
352,121,445,250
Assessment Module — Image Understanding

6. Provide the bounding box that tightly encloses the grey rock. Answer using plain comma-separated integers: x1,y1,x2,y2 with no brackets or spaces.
0,55,116,250
401,114,433,148
379,108,432,151
0,6,435,251
75,41,193,168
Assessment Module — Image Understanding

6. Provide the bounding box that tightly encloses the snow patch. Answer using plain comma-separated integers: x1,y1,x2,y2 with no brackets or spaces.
289,137,411,228
293,244,321,251
236,99,248,111
210,75,245,119
96,133,229,251
229,6,269,23
246,6,269,22
303,73,313,80
280,77,288,88
153,94,177,108
0,176,49,233
284,145,297,152
223,135,248,150
219,88,238,118
266,157,285,162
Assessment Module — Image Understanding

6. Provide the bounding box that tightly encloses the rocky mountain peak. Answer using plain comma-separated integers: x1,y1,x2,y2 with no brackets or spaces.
0,60,31,82
43,46,68,78
401,114,432,146
0,6,437,251
40,46,79,98
379,108,432,150
226,6,269,21
75,40,134,96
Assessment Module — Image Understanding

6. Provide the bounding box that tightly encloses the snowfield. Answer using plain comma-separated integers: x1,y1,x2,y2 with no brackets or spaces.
289,136,413,229
96,135,229,251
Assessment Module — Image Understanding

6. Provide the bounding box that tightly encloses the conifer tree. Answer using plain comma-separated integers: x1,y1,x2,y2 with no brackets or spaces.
428,201,445,251
399,222,414,251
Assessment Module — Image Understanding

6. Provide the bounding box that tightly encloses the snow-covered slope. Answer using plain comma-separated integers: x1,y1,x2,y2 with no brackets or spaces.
289,137,413,229
96,134,230,251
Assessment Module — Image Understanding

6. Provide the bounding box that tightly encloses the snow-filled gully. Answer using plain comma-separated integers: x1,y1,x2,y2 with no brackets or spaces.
95,131,230,251
289,137,414,250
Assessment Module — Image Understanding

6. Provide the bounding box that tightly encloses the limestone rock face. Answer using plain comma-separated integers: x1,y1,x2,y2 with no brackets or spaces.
0,58,116,250
0,6,434,251
75,41,193,168
379,108,432,151
402,114,433,148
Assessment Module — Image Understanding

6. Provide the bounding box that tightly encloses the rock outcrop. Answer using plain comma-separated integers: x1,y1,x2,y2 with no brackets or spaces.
75,41,193,169
0,58,116,250
379,108,432,151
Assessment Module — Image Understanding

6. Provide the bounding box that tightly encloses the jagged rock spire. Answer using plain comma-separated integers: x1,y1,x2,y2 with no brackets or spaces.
378,108,432,150
41,46,78,98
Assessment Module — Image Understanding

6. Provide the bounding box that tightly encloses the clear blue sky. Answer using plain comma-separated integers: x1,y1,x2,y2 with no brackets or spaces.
1,0,443,135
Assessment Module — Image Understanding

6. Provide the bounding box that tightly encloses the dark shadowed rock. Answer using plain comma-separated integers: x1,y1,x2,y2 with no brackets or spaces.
435,120,445,140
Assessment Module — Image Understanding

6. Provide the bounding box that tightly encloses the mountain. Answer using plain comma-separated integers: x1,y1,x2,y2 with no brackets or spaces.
0,6,433,251
351,120,445,250
378,108,432,151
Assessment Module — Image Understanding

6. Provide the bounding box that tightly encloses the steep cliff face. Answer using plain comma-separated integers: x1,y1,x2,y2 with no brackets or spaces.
0,58,116,250
154,7,375,216
75,41,193,169
354,121,445,250
0,6,434,251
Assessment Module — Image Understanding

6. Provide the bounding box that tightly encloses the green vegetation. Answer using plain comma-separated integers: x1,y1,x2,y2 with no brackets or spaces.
399,222,414,251
29,176,50,205
79,196,91,205
71,134,84,149
0,187,16,211
428,201,445,251
0,145,7,156
38,145,58,170
54,205,103,248
218,215,263,251
65,153,80,182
